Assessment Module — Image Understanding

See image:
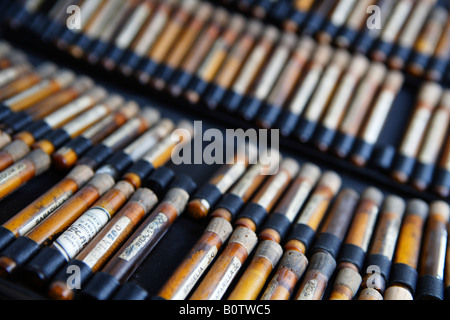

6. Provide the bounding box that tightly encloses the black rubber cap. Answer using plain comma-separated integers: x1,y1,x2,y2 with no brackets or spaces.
111,282,149,300
143,166,175,200
392,154,416,180
3,112,32,133
21,246,67,288
80,271,120,300
0,226,15,252
239,96,263,121
222,91,244,113
415,275,444,300
388,263,418,294
332,132,356,158
0,106,12,121
127,159,154,182
204,84,227,110
237,202,268,230
337,243,366,272
45,129,71,149
80,144,113,168
170,174,197,196
64,136,93,157
191,183,223,211
105,151,134,176
294,118,317,143
52,259,93,291
214,193,245,220
27,120,52,140
288,223,316,252
0,236,40,268
371,145,396,170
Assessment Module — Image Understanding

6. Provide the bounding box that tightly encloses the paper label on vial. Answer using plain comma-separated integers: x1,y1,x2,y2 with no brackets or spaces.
119,213,168,262
261,275,279,300
209,256,242,300
82,216,132,269
18,190,74,236
215,163,247,193
0,162,26,185
297,279,318,300
171,246,218,300
53,207,111,260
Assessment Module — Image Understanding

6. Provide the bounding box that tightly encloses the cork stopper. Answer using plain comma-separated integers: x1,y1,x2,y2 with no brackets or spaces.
361,187,384,207
314,44,334,66
181,0,199,13
114,180,135,199
367,62,388,84
103,95,125,110
279,158,300,178
0,41,11,57
383,70,404,92
255,240,283,268
26,149,51,176
382,195,406,218
246,19,264,38
439,90,450,109
35,63,58,78
331,49,351,69
333,267,362,298
429,201,450,222
278,250,308,279
318,171,342,195
53,70,76,88
296,36,316,56
196,2,214,21
212,8,230,27
0,132,11,149
348,54,370,78
206,217,233,244
139,107,161,126
8,51,27,64
88,87,108,102
229,227,258,254
406,198,429,220
418,82,443,107
130,188,158,213
66,164,95,187
88,173,115,196
229,14,246,33
118,101,140,120
71,76,95,93
263,25,280,43
2,140,30,162
298,162,322,184
279,31,298,49
384,285,414,300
